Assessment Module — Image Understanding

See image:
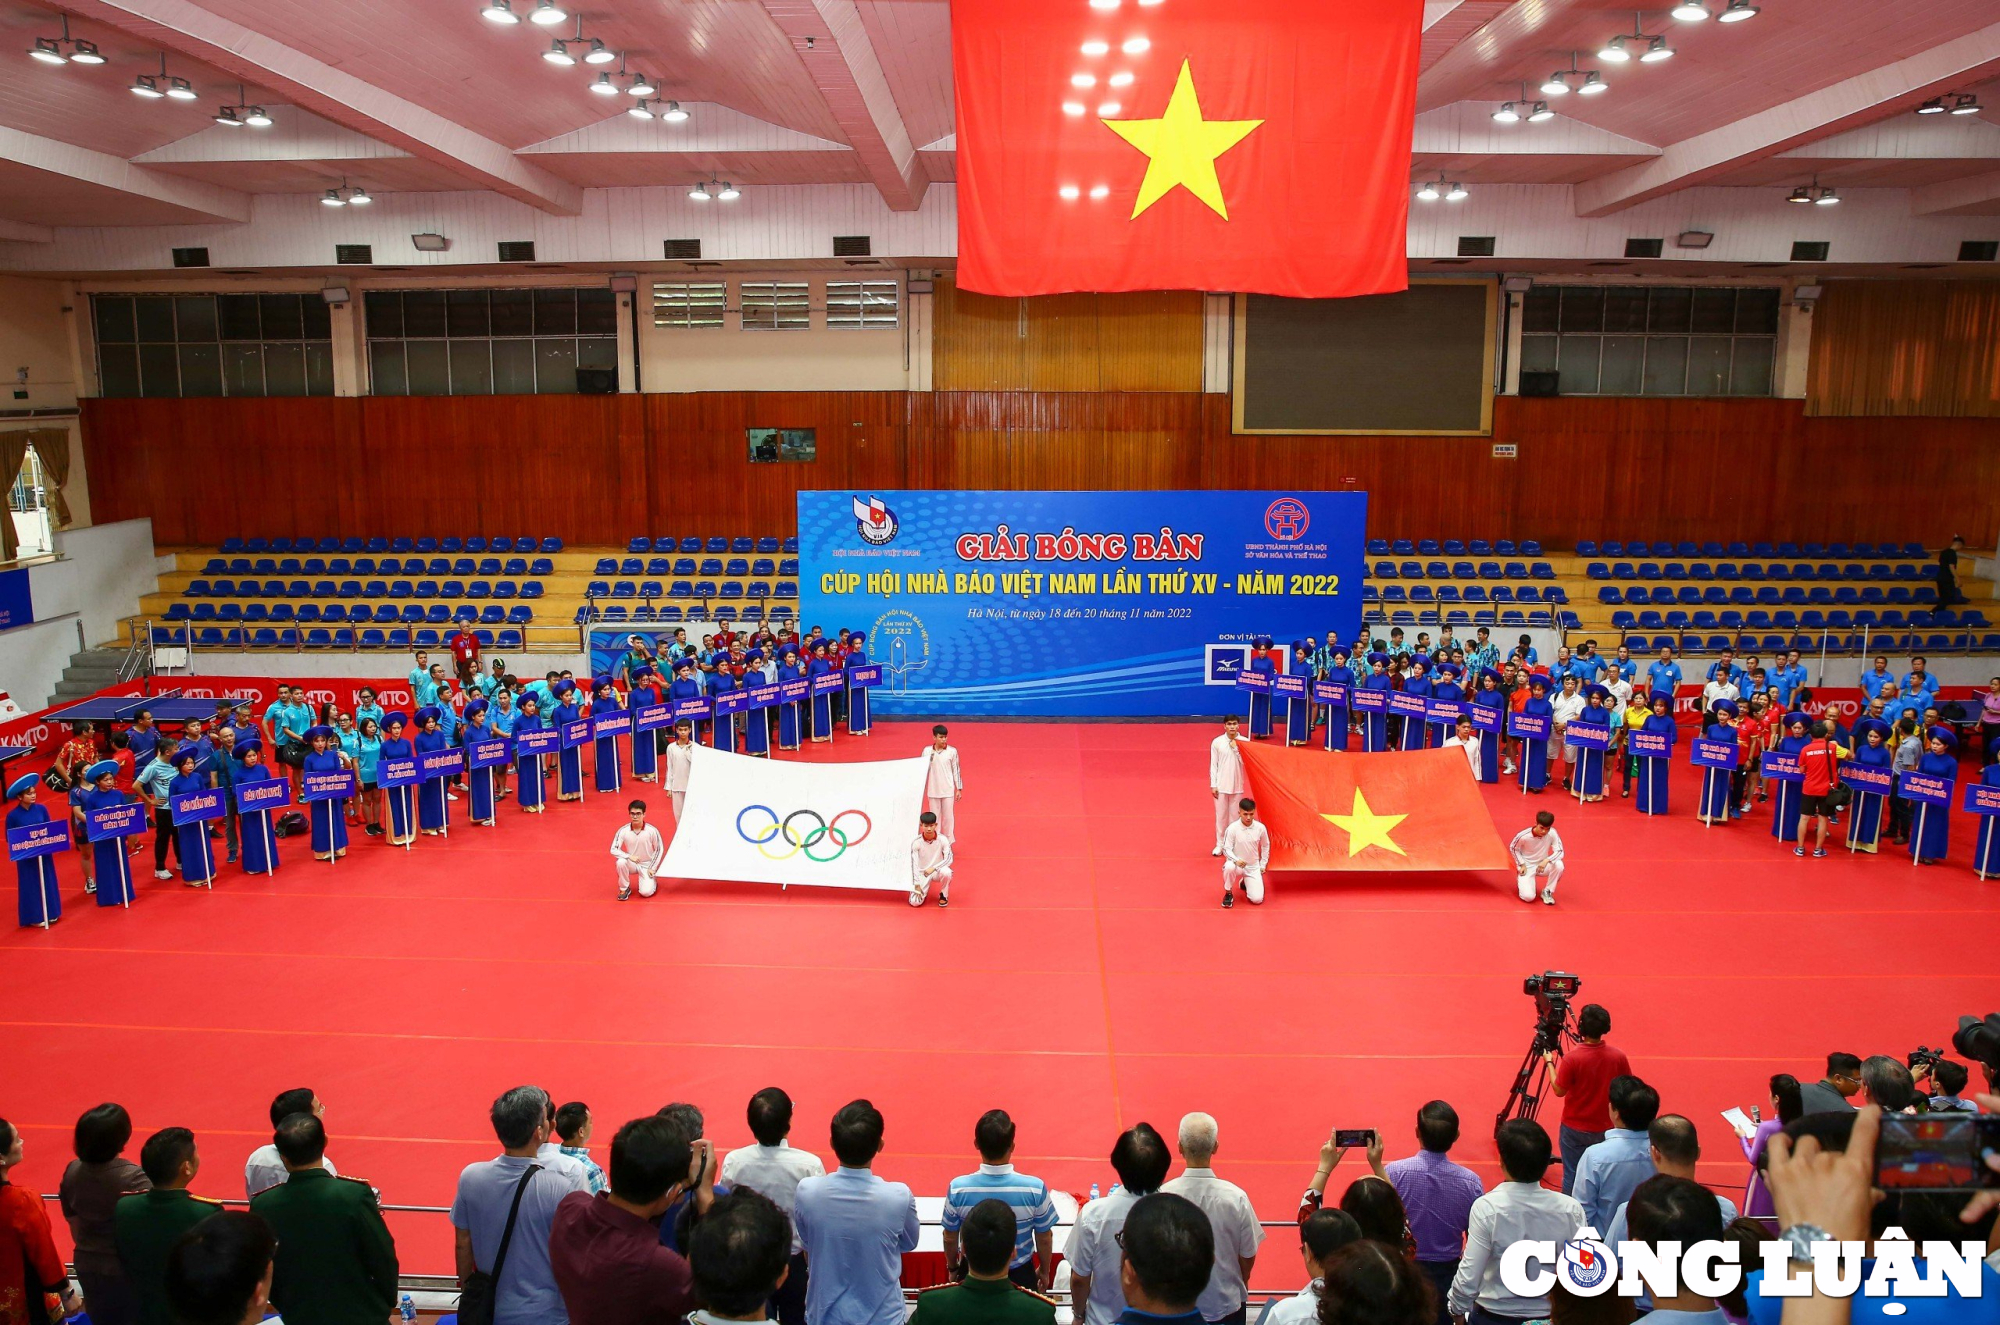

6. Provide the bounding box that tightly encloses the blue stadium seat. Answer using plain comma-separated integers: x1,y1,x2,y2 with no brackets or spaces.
1520,541,1542,557
748,581,771,599
221,538,246,554
490,537,514,553
479,606,504,625
755,536,780,554
299,605,324,623
615,558,640,576
676,537,700,553
422,606,447,625
720,581,745,599
384,628,412,648
1443,540,1466,556
1374,561,1396,579
578,606,600,625
751,558,775,577
467,581,491,599
694,580,718,597
1505,561,1529,579
507,606,533,624
781,536,798,554
1418,539,1441,555
218,604,243,622
273,538,299,555
440,581,464,599
639,581,662,599
1531,562,1554,580
498,629,524,648
669,580,694,598
726,558,750,576
165,603,192,621
201,558,227,574
188,579,213,597
529,558,553,576
1599,587,1621,604
779,558,799,576
1411,586,1435,604
1366,539,1389,555
633,606,657,623
703,537,727,554
191,603,218,621
360,628,387,647
1463,586,1488,603
520,582,542,599
611,581,637,599
396,604,422,624
700,557,725,576
730,537,753,554
629,537,652,553
1391,539,1415,555
587,579,611,599
602,606,629,622
540,537,564,553
409,537,435,554
494,581,519,599
1638,610,1665,630
774,583,798,599
1425,560,1448,579
473,558,500,576
413,579,438,598
643,557,670,576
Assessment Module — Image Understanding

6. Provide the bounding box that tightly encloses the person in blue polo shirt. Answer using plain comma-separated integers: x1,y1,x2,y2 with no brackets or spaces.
1902,656,1941,711
124,708,162,770
1647,646,1683,698
941,1111,1059,1292
1772,649,1809,709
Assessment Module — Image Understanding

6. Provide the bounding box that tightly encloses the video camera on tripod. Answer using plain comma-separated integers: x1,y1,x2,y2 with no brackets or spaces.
1497,971,1582,1128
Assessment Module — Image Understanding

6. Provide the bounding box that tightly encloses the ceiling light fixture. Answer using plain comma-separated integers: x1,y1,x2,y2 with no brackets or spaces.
481,0,519,23
69,38,104,64
589,72,618,94
29,14,104,65
628,98,655,118
1071,72,1097,87
1527,100,1555,122
1814,186,1839,205
1716,0,1758,20
1640,35,1674,62
583,37,616,64
1916,97,1946,114
348,184,371,204
1415,181,1440,201
1789,177,1838,205
1597,34,1629,63
1097,100,1121,115
716,181,739,200
1446,182,1469,201
627,71,657,96
1059,183,1081,199
213,106,242,126
1951,93,1981,116
1088,0,1119,8
167,75,196,100
1786,185,1812,204
1090,184,1110,198
1062,100,1086,116
1577,70,1608,95
543,38,574,64
688,181,711,201
528,0,567,25
1669,1,1710,21
1541,69,1571,96
29,37,66,64
243,105,272,126
661,100,688,122
133,71,163,98
1492,101,1520,123
322,189,346,207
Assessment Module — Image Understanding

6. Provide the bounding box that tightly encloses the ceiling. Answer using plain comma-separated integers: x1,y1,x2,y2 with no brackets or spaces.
2,0,1999,235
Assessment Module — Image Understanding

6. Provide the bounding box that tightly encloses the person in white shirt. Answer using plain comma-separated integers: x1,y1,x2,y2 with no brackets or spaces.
1263,1208,1364,1325
924,724,963,844
665,721,695,823
1220,799,1269,909
1448,1119,1583,1323
1207,715,1248,856
1550,675,1586,783
244,1087,338,1198
611,799,666,900
1604,670,1634,715
1510,809,1565,905
1441,716,1481,777
1702,673,1739,711
1159,1113,1264,1323
909,811,954,908
1066,1123,1172,1325
720,1087,825,1325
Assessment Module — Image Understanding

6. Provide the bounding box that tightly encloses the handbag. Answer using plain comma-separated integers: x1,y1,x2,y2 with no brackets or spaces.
1819,744,1851,809
278,739,308,768
41,768,69,793
456,1163,539,1325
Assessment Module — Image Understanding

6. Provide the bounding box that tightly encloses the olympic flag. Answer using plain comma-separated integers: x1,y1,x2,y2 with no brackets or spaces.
657,744,930,893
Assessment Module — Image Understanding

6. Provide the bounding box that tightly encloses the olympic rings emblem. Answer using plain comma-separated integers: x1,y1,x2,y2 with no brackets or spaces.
736,804,873,862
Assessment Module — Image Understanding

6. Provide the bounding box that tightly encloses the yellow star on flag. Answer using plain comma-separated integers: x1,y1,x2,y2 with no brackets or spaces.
1102,59,1263,220
1322,788,1408,858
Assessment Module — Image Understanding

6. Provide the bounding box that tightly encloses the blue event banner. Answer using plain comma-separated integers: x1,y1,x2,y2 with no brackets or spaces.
1839,763,1895,797
1313,681,1350,708
234,780,292,815
8,818,69,859
1350,687,1388,714
1899,770,1954,808
87,801,149,841
1388,691,1429,719
745,682,782,710
418,749,464,780
590,710,633,740
559,719,591,750
302,769,357,802
1965,783,2000,816
778,677,811,704
632,704,674,734
1629,730,1674,759
1468,702,1504,734
171,789,227,826
713,690,752,718
847,663,883,688
467,737,513,771
797,490,1368,717
1691,739,1741,772
1761,751,1805,784
1566,723,1612,752
1272,674,1309,701
378,756,420,789
1508,712,1552,740
513,727,560,758
670,697,713,722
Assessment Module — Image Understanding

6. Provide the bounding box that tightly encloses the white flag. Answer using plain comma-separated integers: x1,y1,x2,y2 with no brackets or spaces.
657,743,929,892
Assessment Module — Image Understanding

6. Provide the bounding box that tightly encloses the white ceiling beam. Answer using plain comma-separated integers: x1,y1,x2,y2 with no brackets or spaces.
1413,103,1660,158
134,105,415,166
0,219,55,244
1574,23,2000,216
60,0,583,216
0,125,250,223
1418,0,1600,111
759,0,928,211
1910,169,2000,217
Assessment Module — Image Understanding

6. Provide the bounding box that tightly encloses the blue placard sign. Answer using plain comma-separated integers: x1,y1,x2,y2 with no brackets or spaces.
1234,671,1272,695
713,690,752,718
590,710,632,739
1629,730,1674,759
234,780,292,815
1508,712,1552,740
1388,691,1429,719
1566,722,1612,752
745,682,782,710
1760,751,1805,783
1425,699,1464,725
418,749,464,780
1313,681,1350,707
171,789,227,826
1964,783,2000,816
88,801,150,841
847,663,883,688
670,697,713,722
1272,674,1309,701
559,719,591,750
778,677,811,704
467,737,513,771
633,703,674,734
302,769,357,802
810,671,845,697
1691,739,1740,772
8,819,70,860
0,567,34,631
1350,687,1388,714
379,757,420,789
1839,763,1894,796
513,727,560,758
1468,702,1504,734
1898,770,1954,808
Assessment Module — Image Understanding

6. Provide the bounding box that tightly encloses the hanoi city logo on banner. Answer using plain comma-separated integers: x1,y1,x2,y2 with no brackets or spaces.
1264,498,1310,542
852,495,900,546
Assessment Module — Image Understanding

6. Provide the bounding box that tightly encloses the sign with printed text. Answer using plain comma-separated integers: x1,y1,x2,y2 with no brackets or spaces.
513,727,560,758
1424,699,1464,726
1899,770,1954,808
633,703,674,734
670,697,713,722
234,780,293,815
8,818,69,860
1839,763,1895,797
87,801,150,841
378,757,420,789
1313,681,1350,708
799,490,1368,717
1761,751,1805,784
1691,739,1740,772
745,682,782,710
810,671,845,697
559,719,591,750
418,749,464,780
1468,702,1503,734
590,710,632,740
713,690,752,718
1629,730,1674,759
778,677,812,704
1388,691,1429,719
1350,687,1388,714
171,789,227,826
467,737,512,771
302,769,357,801
1508,712,1551,740
847,663,883,688
1273,674,1309,701
1964,783,2000,816
1234,671,1273,695
1566,723,1612,752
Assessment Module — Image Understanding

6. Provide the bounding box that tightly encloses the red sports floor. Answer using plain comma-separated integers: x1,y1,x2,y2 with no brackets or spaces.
6,720,2000,1281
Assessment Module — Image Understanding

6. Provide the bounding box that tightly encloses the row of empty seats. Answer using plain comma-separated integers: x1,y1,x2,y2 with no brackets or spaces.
1364,584,1569,605
166,603,535,625
1367,539,1543,557
627,536,798,554
596,557,798,577
219,536,563,555
1372,607,1578,629
1374,560,1557,580
153,626,525,650
1578,540,1928,559
1598,585,1939,607
202,556,555,576
586,580,797,601
183,580,545,600
578,603,794,624
1608,607,1987,631
1587,561,1933,582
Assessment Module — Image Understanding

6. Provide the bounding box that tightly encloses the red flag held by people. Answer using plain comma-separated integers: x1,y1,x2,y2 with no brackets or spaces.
951,0,1423,297
1237,744,1512,873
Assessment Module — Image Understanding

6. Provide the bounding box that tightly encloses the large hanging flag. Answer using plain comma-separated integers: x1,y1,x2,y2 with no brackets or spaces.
1237,744,1512,873
952,0,1423,298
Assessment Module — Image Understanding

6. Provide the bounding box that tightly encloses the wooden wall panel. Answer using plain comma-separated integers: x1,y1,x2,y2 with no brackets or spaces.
79,392,2000,548
932,280,1204,392
1807,280,2000,418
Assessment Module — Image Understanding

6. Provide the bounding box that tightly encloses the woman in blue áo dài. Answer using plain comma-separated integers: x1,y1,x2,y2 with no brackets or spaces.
9,774,60,925
301,725,350,860
79,761,135,904
378,712,417,844
167,745,216,884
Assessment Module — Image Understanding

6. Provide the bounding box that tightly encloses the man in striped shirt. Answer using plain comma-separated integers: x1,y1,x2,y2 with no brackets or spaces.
940,1111,1058,1292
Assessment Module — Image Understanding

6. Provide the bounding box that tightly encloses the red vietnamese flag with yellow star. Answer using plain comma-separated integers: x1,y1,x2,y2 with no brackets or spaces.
1237,744,1513,873
951,0,1423,297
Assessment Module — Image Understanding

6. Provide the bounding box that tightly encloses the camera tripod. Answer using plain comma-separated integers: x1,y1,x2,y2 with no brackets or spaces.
1496,1008,1577,1128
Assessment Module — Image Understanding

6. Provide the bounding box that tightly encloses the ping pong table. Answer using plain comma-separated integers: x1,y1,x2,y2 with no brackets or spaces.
0,744,37,782
40,687,254,725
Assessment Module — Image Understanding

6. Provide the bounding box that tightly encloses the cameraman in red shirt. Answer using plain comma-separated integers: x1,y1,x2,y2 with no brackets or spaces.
1543,1002,1631,1195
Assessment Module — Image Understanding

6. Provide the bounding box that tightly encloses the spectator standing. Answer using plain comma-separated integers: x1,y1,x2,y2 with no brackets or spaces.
1936,535,1969,607
245,1089,338,1198
162,1210,276,1325
1739,1074,1802,1220
1903,655,1941,712
1889,716,1924,844
1619,1175,1730,1324
1545,1003,1630,1194
451,1085,592,1325
1981,677,2000,766
1794,721,1847,859
688,1189,794,1325
1068,1123,1172,1325
909,1201,1056,1325
792,1100,920,1325
1365,1105,1483,1324
549,1115,699,1325
1113,1194,1213,1325
653,1101,722,1253
1,1115,86,1322
1265,1210,1362,1325
1605,1115,1737,1246
555,1102,607,1194
942,1110,1059,1291
1159,1113,1263,1325
1797,1053,1861,1115
1573,1076,1662,1232
60,1103,151,1325
720,1088,826,1325
1447,1120,1582,1325
247,1113,398,1325
115,1127,224,1325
